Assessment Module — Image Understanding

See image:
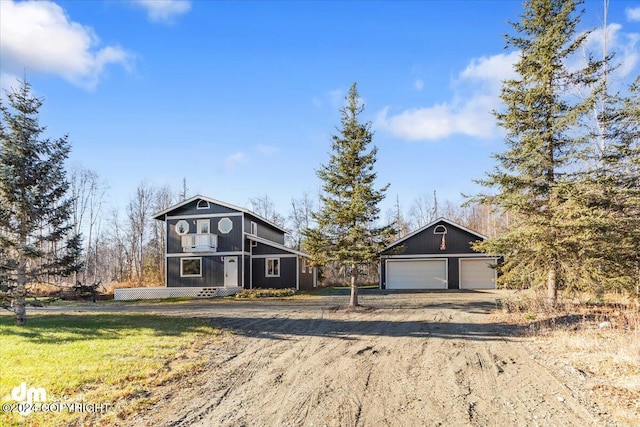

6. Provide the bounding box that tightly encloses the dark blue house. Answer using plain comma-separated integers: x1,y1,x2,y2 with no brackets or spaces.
380,218,497,290
152,195,316,291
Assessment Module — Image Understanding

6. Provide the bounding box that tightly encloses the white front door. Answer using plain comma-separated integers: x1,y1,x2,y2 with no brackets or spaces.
224,256,238,287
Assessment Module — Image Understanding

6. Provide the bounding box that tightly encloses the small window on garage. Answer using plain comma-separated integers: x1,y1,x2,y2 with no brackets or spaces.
181,258,202,277
266,258,280,277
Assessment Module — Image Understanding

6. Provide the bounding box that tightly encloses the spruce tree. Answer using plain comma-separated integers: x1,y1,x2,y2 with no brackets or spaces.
473,0,599,304
594,76,640,295
0,79,81,325
305,83,394,306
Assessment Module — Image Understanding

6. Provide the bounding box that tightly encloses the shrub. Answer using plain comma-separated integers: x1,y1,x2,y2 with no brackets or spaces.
235,288,296,299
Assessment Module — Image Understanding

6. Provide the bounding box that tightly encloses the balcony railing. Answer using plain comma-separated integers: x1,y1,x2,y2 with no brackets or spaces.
181,233,218,252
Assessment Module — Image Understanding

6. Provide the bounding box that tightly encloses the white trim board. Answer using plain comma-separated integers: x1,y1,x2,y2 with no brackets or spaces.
381,253,495,259
251,254,298,259
166,212,243,220
167,251,244,258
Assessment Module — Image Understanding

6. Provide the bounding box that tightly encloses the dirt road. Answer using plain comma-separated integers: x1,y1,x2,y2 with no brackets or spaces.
108,291,603,426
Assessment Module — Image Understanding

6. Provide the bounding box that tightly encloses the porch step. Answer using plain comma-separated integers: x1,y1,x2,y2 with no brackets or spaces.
195,287,219,298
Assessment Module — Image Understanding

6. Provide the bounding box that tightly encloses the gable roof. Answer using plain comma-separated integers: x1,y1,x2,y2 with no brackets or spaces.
152,194,288,234
246,233,310,258
383,217,487,251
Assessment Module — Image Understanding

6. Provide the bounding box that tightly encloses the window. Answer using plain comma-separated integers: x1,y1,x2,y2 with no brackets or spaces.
250,221,257,235
433,225,447,234
301,259,307,273
218,217,233,234
266,258,280,277
197,219,210,234
175,220,189,235
181,258,202,277
196,200,210,210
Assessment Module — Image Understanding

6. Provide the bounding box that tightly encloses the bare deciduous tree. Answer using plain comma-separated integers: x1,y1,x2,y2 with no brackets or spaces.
249,194,286,227
287,192,315,250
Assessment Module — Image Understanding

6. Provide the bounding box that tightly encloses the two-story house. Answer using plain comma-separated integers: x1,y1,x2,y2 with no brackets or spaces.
152,195,316,291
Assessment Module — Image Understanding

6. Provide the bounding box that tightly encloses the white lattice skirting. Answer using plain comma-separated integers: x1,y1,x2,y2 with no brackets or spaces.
114,287,242,300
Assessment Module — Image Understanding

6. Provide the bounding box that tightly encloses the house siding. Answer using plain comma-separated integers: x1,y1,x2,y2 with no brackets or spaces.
167,255,243,288
243,255,251,289
169,200,239,217
167,256,223,287
244,215,285,245
167,216,243,254
252,257,297,289
251,242,291,256
382,220,482,256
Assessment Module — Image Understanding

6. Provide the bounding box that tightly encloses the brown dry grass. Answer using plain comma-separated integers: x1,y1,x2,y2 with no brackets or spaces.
495,289,640,425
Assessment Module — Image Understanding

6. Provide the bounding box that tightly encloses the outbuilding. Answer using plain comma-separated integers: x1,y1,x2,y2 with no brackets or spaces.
379,218,497,290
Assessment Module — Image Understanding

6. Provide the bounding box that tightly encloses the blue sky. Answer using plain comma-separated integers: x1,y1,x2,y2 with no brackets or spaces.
1,0,639,220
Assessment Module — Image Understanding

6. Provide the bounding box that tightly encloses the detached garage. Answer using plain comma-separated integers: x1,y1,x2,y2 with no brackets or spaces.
380,218,497,290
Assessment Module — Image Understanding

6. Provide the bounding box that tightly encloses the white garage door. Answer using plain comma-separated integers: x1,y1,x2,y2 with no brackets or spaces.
386,260,447,289
459,258,496,289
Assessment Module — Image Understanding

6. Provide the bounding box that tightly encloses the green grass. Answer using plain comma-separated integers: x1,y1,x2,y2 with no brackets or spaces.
0,313,219,426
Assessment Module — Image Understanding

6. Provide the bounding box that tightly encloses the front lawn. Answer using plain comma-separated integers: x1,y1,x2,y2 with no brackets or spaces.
0,313,219,426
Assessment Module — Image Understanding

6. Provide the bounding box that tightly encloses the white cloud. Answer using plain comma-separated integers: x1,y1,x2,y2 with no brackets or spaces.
132,0,191,24
377,52,519,141
0,0,132,90
414,79,424,91
458,51,520,86
627,7,640,22
224,152,246,173
581,23,639,78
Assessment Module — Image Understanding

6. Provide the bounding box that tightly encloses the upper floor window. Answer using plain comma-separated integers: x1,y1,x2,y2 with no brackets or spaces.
197,219,210,234
175,220,189,235
196,200,210,210
250,221,257,235
218,217,233,234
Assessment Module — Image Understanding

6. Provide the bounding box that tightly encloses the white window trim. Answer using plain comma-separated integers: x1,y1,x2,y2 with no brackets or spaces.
180,257,202,277
250,221,257,235
218,217,233,234
175,220,190,235
197,219,210,234
196,200,210,210
265,257,280,277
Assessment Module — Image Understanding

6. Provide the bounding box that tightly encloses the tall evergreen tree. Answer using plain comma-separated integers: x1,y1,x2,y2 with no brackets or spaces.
304,83,394,306
473,0,600,304
0,79,81,325
590,76,640,295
